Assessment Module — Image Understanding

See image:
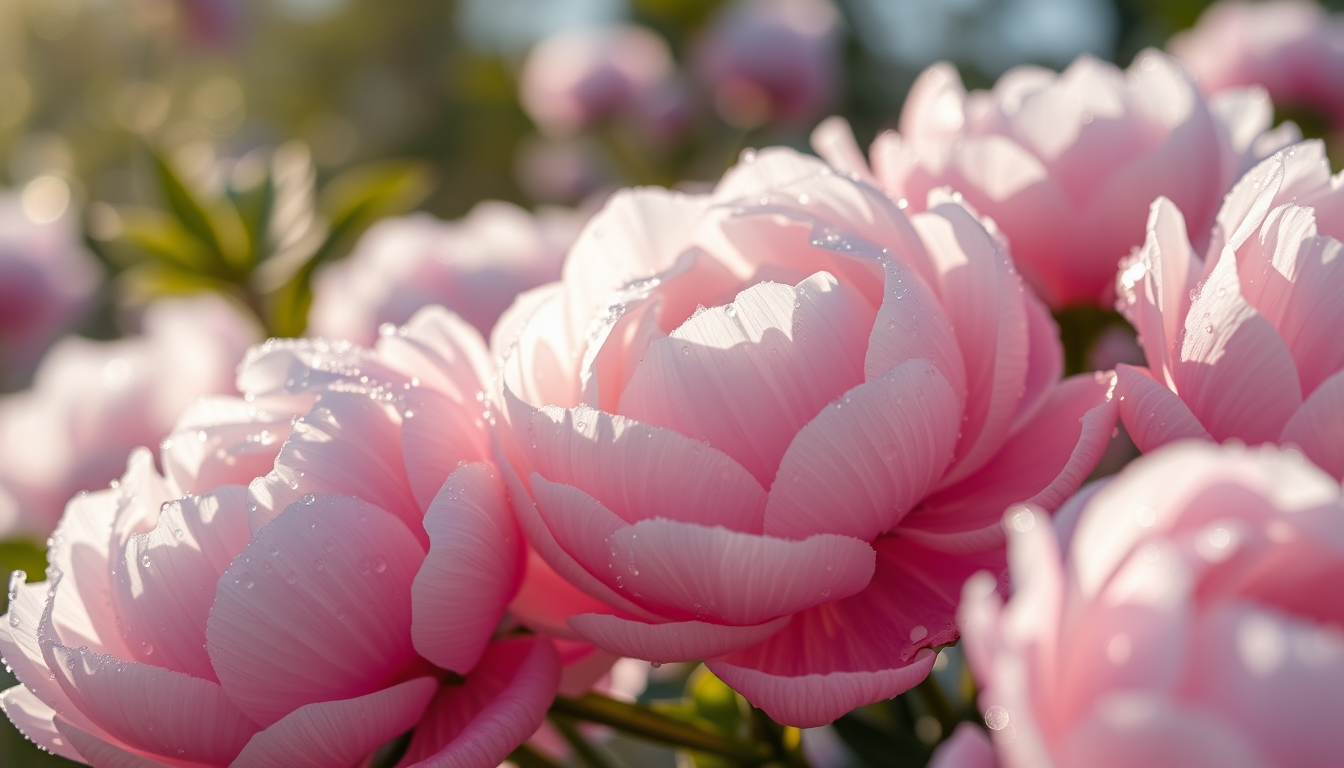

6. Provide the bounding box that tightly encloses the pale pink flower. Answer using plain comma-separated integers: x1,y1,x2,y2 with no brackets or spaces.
308,202,582,345
1114,140,1344,480
0,295,257,538
0,192,102,389
811,50,1298,307
937,441,1344,768
695,0,842,128
0,306,560,767
1170,0,1344,126
491,146,1118,727
520,24,677,137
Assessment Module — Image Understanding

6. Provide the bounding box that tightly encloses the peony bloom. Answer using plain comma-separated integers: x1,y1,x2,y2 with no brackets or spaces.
519,24,677,137
1114,140,1344,480
491,146,1118,727
694,0,842,129
1170,0,1344,128
0,191,102,390
811,50,1297,307
0,295,257,538
0,305,560,767
308,201,583,345
935,440,1344,768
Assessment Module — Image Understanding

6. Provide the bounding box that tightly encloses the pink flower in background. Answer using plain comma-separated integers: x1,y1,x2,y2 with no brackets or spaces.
0,306,560,767
812,50,1297,308
1170,0,1344,127
492,146,1117,727
0,295,257,538
0,192,102,390
520,24,677,137
937,441,1344,768
308,201,583,345
1114,140,1344,479
695,0,842,129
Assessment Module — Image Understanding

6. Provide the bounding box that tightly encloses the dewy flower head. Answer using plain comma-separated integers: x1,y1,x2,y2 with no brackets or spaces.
1114,140,1344,479
491,145,1117,727
0,306,561,767
937,440,1344,768
812,49,1298,307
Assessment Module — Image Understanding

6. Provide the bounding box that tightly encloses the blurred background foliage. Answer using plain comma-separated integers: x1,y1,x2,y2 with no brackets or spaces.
2,0,1344,764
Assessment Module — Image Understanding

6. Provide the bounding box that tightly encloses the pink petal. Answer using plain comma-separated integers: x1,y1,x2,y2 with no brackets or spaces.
928,723,999,768
903,372,1117,552
236,337,398,400
249,392,423,543
508,546,614,641
206,495,424,726
505,390,766,533
43,643,258,764
1,687,84,761
0,579,85,733
111,486,251,680
497,282,583,409
1055,693,1273,768
864,252,967,399
1281,370,1344,480
913,201,1031,484
231,677,437,768
553,639,618,697
619,273,873,486
707,535,1000,727
54,719,180,768
398,636,561,768
809,116,881,187
1010,290,1062,432
567,613,790,664
1115,364,1212,453
375,306,494,405
44,484,131,658
413,463,523,674
764,359,962,541
160,396,297,496
1116,197,1202,387
898,63,967,146
1172,254,1302,443
400,386,491,511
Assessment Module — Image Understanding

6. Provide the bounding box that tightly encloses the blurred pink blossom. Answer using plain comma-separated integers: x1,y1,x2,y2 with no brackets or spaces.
1170,0,1344,126
936,440,1344,768
0,192,102,390
0,306,560,767
695,0,842,129
491,146,1117,727
813,50,1298,308
520,24,677,137
1114,140,1344,480
308,201,583,345
0,295,257,538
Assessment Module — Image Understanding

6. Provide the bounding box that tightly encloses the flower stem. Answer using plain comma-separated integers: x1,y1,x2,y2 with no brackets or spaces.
550,693,772,764
549,713,619,768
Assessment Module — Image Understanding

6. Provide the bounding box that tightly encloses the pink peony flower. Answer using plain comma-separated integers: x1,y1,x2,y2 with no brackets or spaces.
694,0,842,129
1114,140,1344,480
811,50,1298,307
1170,0,1344,127
0,295,258,538
491,146,1118,727
936,440,1344,768
308,202,583,346
519,24,677,137
0,305,560,767
0,191,102,390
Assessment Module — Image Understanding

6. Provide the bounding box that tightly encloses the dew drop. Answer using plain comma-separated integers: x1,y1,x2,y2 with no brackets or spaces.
372,556,388,574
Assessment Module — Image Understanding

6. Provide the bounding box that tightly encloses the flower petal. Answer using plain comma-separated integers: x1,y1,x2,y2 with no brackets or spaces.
231,678,437,768
1115,364,1211,453
376,305,494,406
400,386,491,512
1,687,84,761
54,719,174,768
206,495,424,727
928,723,999,768
412,463,523,674
567,613,790,664
1281,369,1344,480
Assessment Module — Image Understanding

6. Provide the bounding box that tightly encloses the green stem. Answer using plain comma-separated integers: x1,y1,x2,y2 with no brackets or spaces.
550,693,771,765
508,743,566,768
549,713,618,768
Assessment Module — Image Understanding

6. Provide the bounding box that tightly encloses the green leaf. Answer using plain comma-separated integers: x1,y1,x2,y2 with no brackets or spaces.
105,208,216,273
0,539,47,613
229,166,275,266
313,160,434,264
148,148,250,274
688,666,743,738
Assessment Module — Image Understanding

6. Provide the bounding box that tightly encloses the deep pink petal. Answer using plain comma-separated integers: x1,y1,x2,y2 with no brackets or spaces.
505,390,766,533
764,359,961,541
1281,370,1344,480
507,546,615,641
1171,254,1302,443
43,643,258,764
1115,364,1212,453
619,272,873,486
707,535,1001,727
231,678,437,768
413,463,523,674
567,613,790,664
206,495,424,726
398,636,561,768
903,372,1117,553
110,486,251,680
